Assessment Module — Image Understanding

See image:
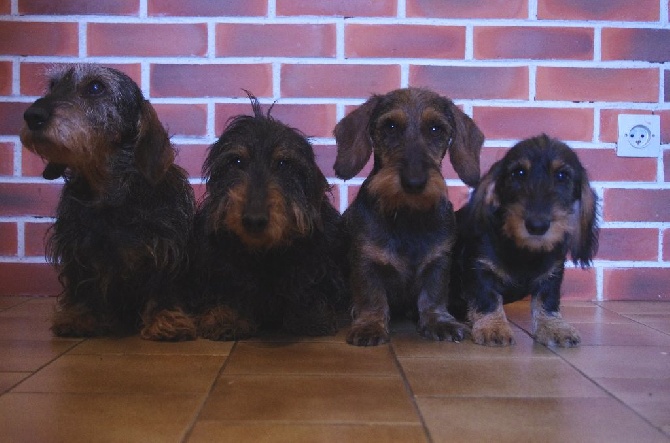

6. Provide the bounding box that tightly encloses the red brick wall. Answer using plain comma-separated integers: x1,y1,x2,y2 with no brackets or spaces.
1,0,668,300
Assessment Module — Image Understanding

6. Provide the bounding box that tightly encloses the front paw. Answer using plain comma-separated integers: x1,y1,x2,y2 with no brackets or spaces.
51,305,101,337
535,318,581,347
472,315,515,346
346,321,389,346
418,317,470,342
197,306,256,341
141,308,196,342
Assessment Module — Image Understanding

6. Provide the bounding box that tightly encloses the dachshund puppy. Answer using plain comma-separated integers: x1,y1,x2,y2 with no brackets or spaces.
20,65,196,340
450,134,599,347
334,87,484,346
193,94,346,340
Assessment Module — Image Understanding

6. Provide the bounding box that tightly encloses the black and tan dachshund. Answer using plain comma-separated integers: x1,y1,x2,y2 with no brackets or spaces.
450,134,599,347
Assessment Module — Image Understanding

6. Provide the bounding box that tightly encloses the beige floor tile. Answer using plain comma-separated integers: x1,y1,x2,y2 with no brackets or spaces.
224,341,398,376
417,397,669,443
598,301,670,315
71,335,233,356
623,314,670,334
0,392,202,443
555,345,670,379
506,300,630,324
12,354,225,394
201,375,419,423
392,324,554,359
595,377,670,430
0,339,79,371
0,372,30,394
400,356,606,398
188,422,427,443
0,296,33,310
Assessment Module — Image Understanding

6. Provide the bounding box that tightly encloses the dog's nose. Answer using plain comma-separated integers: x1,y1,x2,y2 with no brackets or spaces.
24,104,51,131
242,213,269,233
525,218,550,236
401,175,427,194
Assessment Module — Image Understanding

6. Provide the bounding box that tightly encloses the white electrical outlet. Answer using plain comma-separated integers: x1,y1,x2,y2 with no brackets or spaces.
617,114,661,158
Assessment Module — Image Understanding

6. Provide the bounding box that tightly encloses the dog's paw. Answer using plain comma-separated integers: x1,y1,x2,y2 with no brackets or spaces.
534,319,581,347
418,318,470,342
197,306,256,341
51,305,100,337
346,322,389,346
141,308,196,342
472,319,515,346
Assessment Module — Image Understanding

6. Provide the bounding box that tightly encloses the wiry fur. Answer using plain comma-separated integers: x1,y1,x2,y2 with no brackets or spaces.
191,93,347,340
20,65,196,340
450,134,599,347
333,88,484,346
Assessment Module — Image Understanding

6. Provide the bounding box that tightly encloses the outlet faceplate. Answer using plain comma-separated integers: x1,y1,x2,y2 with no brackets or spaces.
617,114,660,158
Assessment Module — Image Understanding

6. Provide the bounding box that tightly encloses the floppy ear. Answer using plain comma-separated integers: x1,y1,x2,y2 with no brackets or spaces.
134,100,175,185
447,104,484,187
466,159,502,225
333,96,381,180
570,173,599,268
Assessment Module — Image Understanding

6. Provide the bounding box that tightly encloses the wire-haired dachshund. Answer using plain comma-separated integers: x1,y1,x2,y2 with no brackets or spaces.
20,64,196,340
450,134,599,347
193,93,346,340
334,87,484,346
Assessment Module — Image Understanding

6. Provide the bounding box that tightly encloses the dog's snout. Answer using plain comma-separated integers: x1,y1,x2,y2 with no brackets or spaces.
401,174,428,194
525,217,550,236
242,212,269,233
24,104,51,131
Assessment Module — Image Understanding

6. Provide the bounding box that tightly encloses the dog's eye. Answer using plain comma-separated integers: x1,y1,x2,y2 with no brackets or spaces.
381,119,401,132
555,169,571,183
275,158,290,169
85,81,105,96
428,124,446,137
510,168,526,180
227,156,245,168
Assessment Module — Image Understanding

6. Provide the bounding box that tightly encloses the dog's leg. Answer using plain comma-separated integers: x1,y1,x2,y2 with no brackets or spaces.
197,304,258,341
347,264,390,346
469,297,515,346
531,269,580,347
51,303,103,337
140,301,197,342
417,256,469,342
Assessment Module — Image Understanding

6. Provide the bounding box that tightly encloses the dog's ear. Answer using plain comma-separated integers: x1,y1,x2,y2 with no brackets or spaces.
333,96,380,180
570,172,599,268
467,159,502,225
134,100,175,185
447,104,484,188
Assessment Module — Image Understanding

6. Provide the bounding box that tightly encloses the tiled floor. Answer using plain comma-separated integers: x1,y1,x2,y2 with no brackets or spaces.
1,296,669,442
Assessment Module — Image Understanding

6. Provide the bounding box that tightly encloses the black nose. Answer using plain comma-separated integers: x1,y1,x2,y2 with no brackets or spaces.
24,105,51,131
242,213,269,233
525,218,550,236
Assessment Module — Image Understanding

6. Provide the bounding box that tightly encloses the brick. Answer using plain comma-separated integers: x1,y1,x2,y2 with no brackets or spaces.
174,144,208,179
660,110,670,144
313,144,337,178
21,150,49,178
448,185,471,211
0,22,78,56
0,183,62,217
345,25,465,59
665,151,670,183
20,63,142,96
472,107,593,142
664,229,670,262
536,68,658,103
151,64,272,98
88,23,207,57
192,183,206,202
18,0,138,15
0,263,61,296
665,70,670,103
0,61,11,95
0,223,18,256
604,268,670,300
215,103,337,139
598,228,659,261
602,28,670,63
599,109,651,143
410,66,528,100
277,0,396,16
538,0,659,21
153,103,207,138
407,0,527,19
561,268,597,300
0,142,14,176
281,64,400,98
603,189,670,222
576,148,656,182
217,24,335,58
149,0,266,16
24,222,50,257
0,102,31,136
474,27,593,60
0,0,9,13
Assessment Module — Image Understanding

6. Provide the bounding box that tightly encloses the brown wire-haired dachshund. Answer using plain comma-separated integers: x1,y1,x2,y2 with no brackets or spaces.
192,93,346,340
334,87,484,346
20,65,196,341
450,134,599,347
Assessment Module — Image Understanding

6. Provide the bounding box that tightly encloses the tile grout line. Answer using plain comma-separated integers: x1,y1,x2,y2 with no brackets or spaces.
179,339,238,443
389,342,434,443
